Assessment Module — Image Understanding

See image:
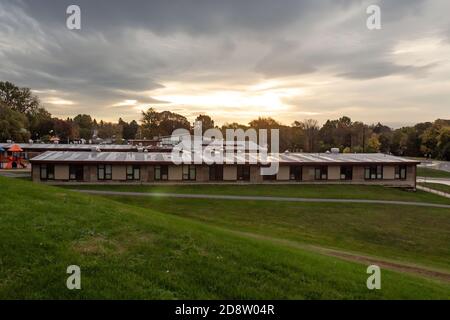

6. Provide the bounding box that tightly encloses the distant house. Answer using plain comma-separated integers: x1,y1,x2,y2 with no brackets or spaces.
49,136,60,144
128,139,160,147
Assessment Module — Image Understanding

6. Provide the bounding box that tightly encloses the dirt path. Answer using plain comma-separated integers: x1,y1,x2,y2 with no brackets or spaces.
74,189,450,209
226,229,450,283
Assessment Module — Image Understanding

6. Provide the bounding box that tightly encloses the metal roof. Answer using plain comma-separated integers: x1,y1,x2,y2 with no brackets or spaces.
0,143,174,152
30,151,420,165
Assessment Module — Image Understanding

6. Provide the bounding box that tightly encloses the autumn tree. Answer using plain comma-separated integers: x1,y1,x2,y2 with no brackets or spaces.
195,114,215,132
29,108,54,141
0,81,40,114
73,114,94,140
366,133,381,152
53,118,78,142
141,107,191,138
294,119,319,152
0,102,30,142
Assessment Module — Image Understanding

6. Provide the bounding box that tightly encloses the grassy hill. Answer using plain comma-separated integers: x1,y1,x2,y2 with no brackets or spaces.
0,176,449,299
106,196,450,271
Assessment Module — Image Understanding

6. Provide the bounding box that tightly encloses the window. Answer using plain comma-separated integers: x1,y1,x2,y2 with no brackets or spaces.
97,164,112,180
127,165,140,180
40,165,46,180
365,165,383,180
315,166,328,180
395,165,407,180
209,165,223,181
237,165,250,181
69,165,84,181
290,166,302,181
183,165,196,181
340,166,353,180
263,172,277,181
154,165,168,181
40,164,54,180
48,165,55,180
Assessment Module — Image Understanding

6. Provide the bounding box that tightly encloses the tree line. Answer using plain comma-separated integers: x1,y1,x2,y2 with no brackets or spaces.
1,81,449,160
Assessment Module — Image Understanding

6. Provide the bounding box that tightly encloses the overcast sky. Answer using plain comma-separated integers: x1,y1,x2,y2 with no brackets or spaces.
1,0,449,127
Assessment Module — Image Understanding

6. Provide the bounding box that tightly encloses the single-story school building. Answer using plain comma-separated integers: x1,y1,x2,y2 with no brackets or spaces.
29,151,419,188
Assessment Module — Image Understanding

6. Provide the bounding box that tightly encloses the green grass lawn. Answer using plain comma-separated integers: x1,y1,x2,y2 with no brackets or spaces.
417,167,450,178
62,183,450,205
106,196,450,272
419,183,450,194
1,176,449,299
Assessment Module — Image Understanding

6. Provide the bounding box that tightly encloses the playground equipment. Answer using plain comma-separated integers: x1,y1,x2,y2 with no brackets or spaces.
0,146,5,169
4,144,27,169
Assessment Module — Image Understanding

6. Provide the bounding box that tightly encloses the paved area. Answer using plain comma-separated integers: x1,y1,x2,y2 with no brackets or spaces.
0,170,31,178
417,177,450,186
74,189,450,209
418,159,450,172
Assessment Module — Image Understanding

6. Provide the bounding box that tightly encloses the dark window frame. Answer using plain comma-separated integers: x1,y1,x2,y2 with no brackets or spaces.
40,164,55,180
395,165,407,180
340,166,353,180
289,165,302,181
97,164,112,180
69,165,84,181
314,166,328,180
209,165,223,181
237,165,250,181
364,165,383,180
154,165,168,181
183,165,196,181
127,165,140,180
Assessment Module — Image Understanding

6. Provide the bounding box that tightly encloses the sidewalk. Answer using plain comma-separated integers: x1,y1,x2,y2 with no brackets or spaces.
417,177,450,186
73,189,450,209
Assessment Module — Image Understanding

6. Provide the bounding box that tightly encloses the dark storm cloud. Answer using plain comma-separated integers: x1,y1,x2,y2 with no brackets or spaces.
3,0,436,82
0,0,449,122
16,0,320,35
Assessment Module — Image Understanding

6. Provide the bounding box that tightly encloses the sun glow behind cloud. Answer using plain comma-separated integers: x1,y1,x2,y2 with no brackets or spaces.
145,79,315,122
43,97,76,106
392,37,450,67
112,99,138,107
